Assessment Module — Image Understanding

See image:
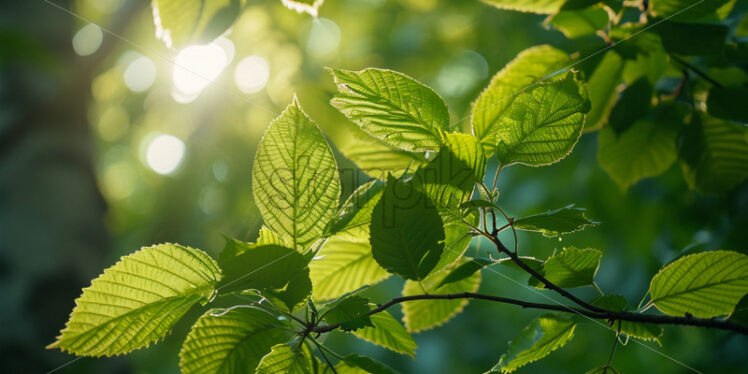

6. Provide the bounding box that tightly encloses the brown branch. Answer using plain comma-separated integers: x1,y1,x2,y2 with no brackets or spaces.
311,292,748,335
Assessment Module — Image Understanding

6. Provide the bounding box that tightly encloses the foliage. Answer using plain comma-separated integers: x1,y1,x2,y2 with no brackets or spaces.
47,0,748,373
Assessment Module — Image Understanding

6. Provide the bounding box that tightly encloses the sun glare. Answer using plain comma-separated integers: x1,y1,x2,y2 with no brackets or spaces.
144,134,185,175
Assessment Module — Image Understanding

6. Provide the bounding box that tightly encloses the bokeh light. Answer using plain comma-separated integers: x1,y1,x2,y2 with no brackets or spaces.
72,23,103,56
144,134,186,175
124,55,157,92
305,18,341,58
234,55,270,94
172,38,233,97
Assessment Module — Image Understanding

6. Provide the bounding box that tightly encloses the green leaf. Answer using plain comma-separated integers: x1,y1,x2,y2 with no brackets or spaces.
649,0,733,22
252,97,341,251
217,240,308,294
655,21,728,56
432,208,479,272
472,45,570,154
311,182,390,301
351,310,417,357
262,267,313,312
548,5,609,39
585,366,623,374
280,0,324,17
152,0,240,48
336,354,399,374
495,75,590,167
529,247,602,289
438,258,494,288
370,176,445,280
592,295,663,343
481,0,565,14
402,259,482,332
330,68,450,153
608,78,653,134
681,116,748,194
338,128,426,180
48,244,221,356
414,133,487,211
512,204,598,237
491,314,576,373
324,296,374,331
598,117,679,190
729,295,748,327
179,308,290,374
256,344,311,374
584,51,624,129
707,86,748,123
649,250,748,318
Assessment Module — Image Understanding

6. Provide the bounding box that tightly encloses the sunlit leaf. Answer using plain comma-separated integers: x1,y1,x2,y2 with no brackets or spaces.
472,45,570,154
338,128,426,180
495,75,590,167
179,308,290,374
152,0,240,48
324,296,374,331
335,354,399,374
330,68,449,153
529,247,601,289
48,244,221,356
584,51,623,129
548,5,609,39
253,97,341,251
370,176,445,280
512,205,597,237
649,0,733,22
351,310,417,357
402,259,482,332
481,0,565,14
256,344,311,374
490,314,576,373
325,180,384,237
649,250,748,318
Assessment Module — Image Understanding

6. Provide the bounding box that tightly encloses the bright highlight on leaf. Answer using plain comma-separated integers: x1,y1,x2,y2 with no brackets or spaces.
529,247,601,289
351,310,417,357
649,250,748,318
252,97,341,251
330,68,450,152
491,314,576,373
179,308,290,374
481,0,565,14
512,205,598,237
256,344,311,374
48,244,222,357
152,0,240,48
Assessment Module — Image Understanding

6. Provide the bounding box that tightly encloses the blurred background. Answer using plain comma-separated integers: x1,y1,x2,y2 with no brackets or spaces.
1,0,747,373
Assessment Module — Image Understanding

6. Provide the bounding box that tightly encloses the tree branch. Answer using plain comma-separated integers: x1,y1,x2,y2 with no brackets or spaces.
311,292,748,335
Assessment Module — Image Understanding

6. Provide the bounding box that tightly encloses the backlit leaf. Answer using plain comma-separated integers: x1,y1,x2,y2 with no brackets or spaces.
324,296,374,331
490,314,576,373
335,354,399,374
256,344,311,374
217,239,308,294
152,0,240,48
351,310,417,357
529,247,601,289
48,244,221,356
649,250,748,318
281,0,324,17
585,51,623,129
512,205,597,237
481,0,565,14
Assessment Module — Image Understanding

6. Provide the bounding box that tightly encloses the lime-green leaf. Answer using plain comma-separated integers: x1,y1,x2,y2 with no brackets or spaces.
495,75,589,167
491,314,576,373
336,354,399,374
598,119,678,190
513,205,597,237
152,0,240,48
592,295,663,343
681,116,748,194
351,310,417,357
649,250,748,318
402,259,482,332
256,344,311,374
548,5,609,39
338,128,426,180
311,182,390,301
481,0,565,14
529,247,601,289
217,240,308,294
330,68,449,153
432,207,479,272
48,244,221,357
281,0,324,17
649,0,732,22
324,296,374,331
253,98,341,251
414,133,486,211
585,50,624,129
370,176,445,280
472,45,570,154
179,308,290,374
